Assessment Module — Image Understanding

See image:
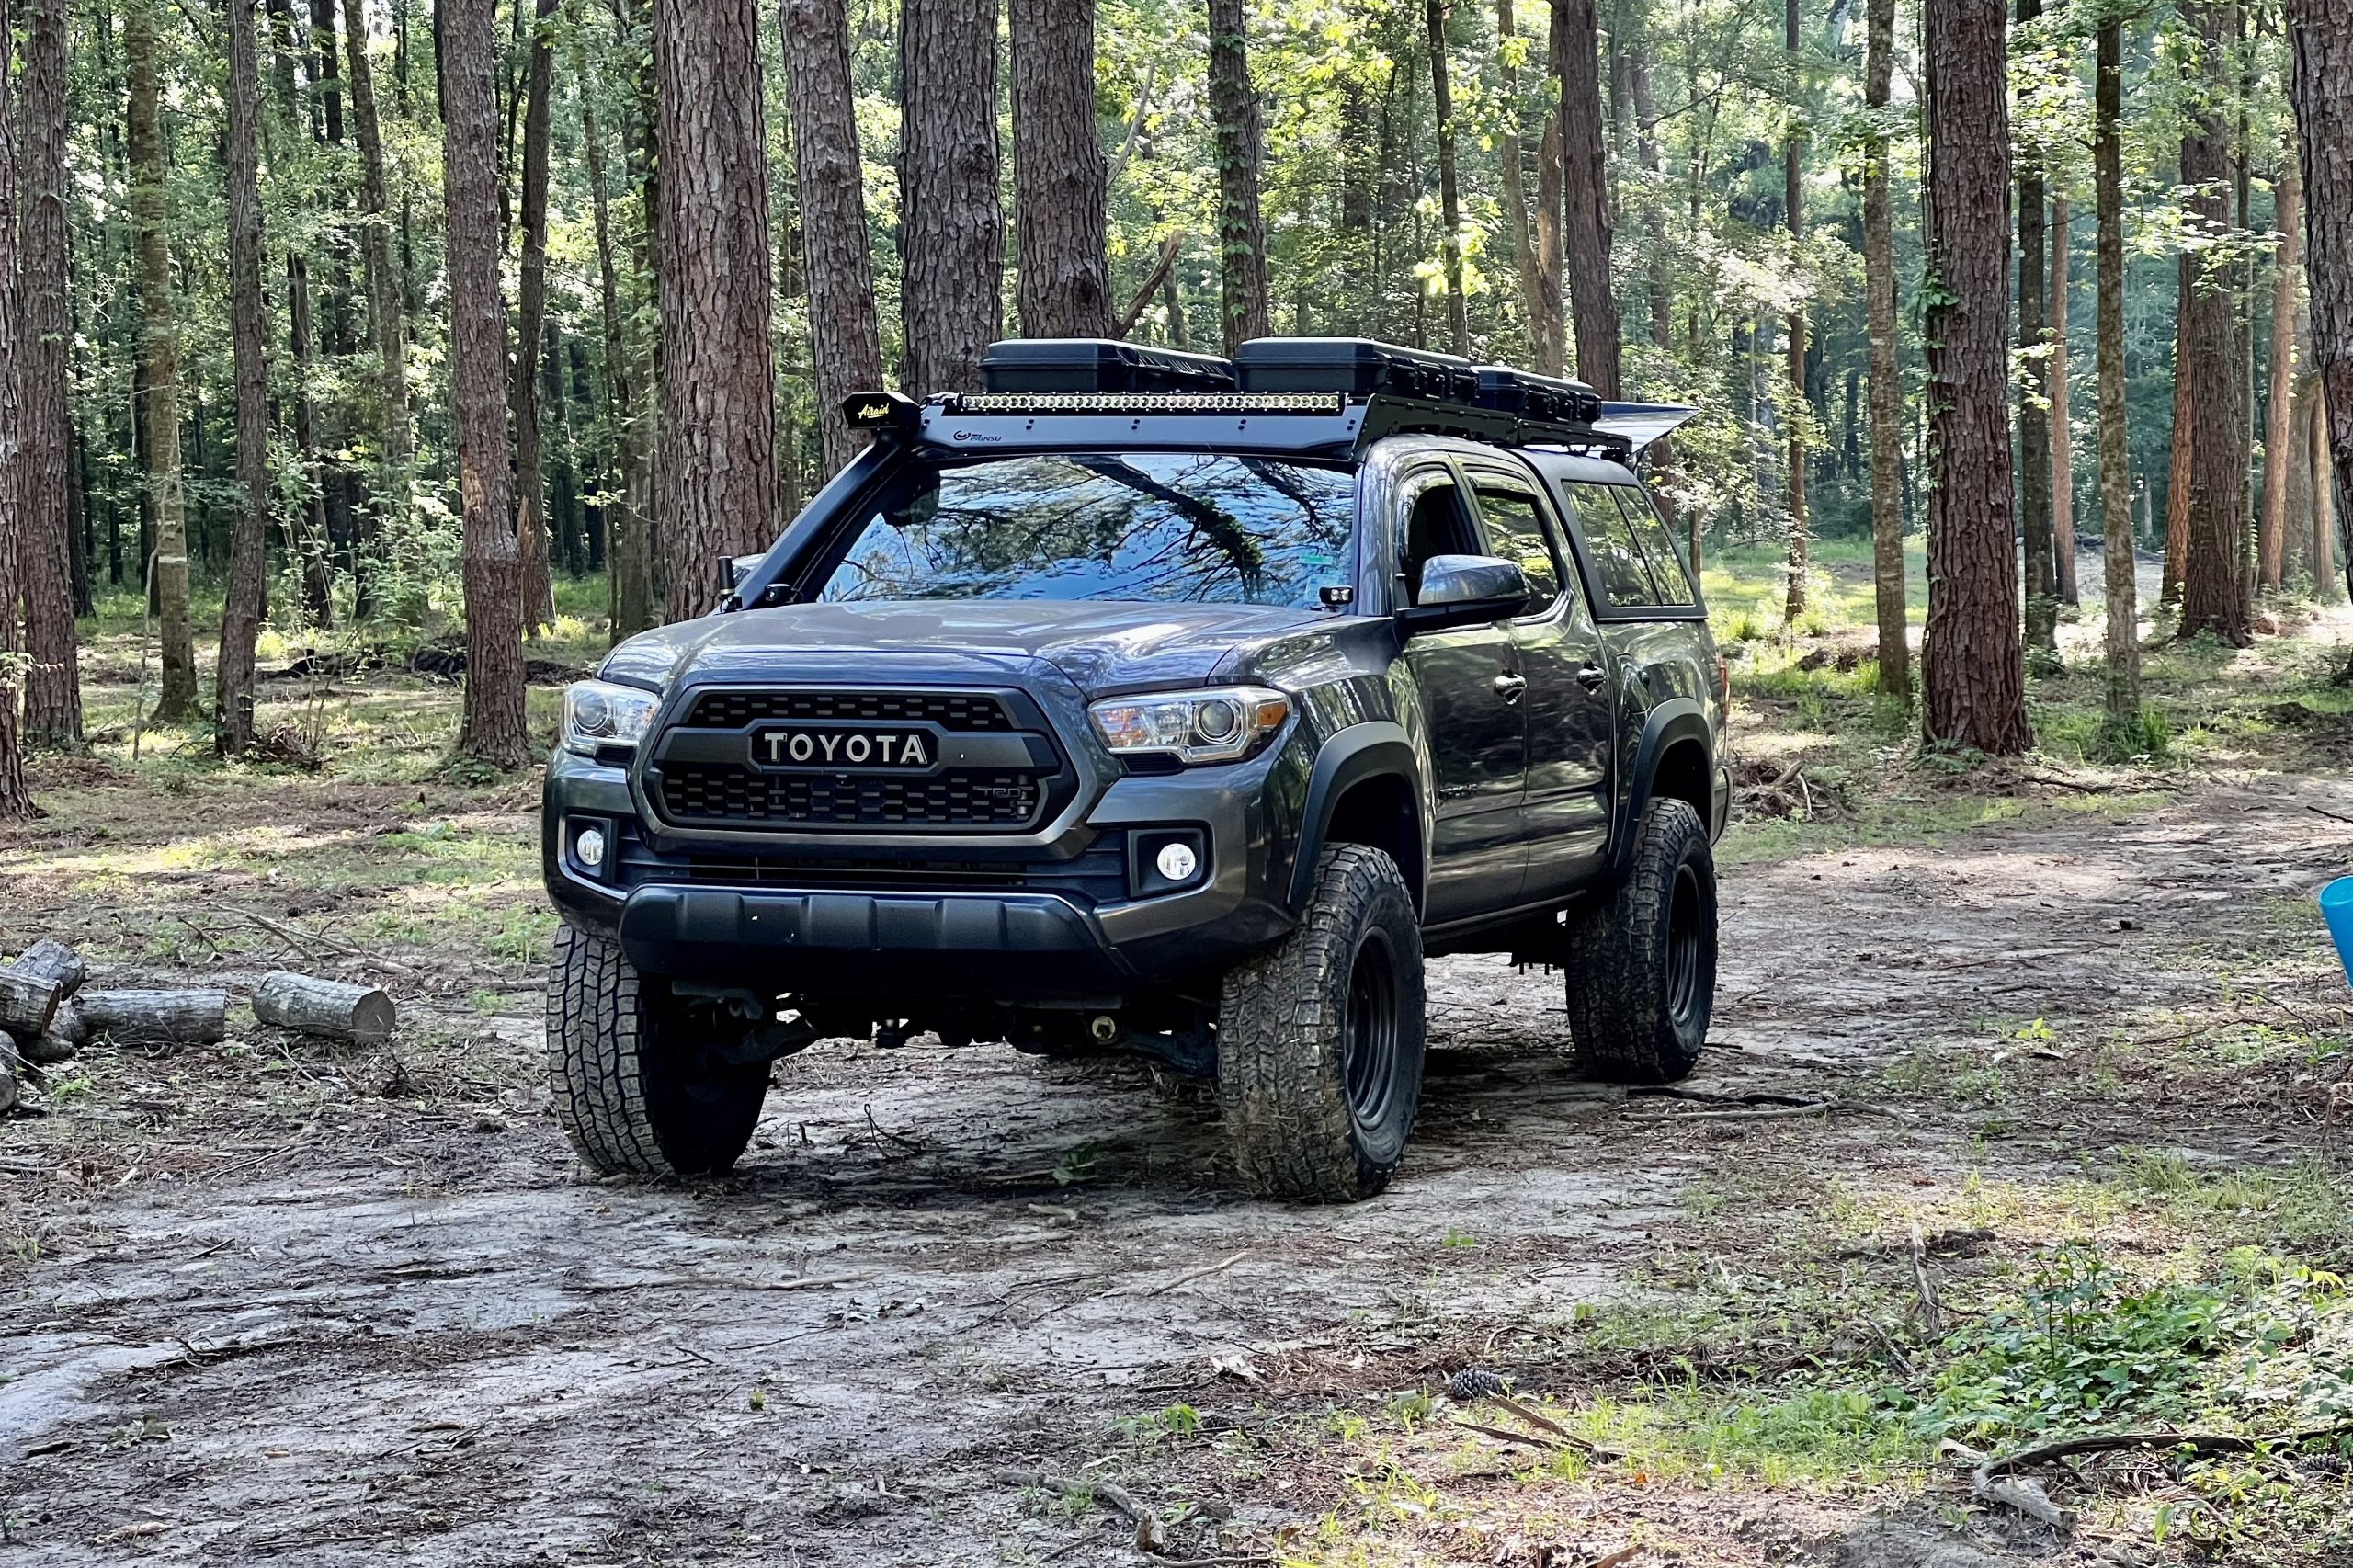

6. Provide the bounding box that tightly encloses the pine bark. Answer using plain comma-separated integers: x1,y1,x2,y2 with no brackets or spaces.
2315,382,2341,595
0,0,28,817
2260,144,2303,587
2178,0,2252,643
2163,260,2192,604
220,0,273,756
1008,0,1112,338
1426,0,1471,358
2049,193,2078,603
442,0,529,767
899,0,1002,395
1532,30,1566,377
2017,0,2055,652
581,43,653,641
1632,51,1668,353
342,0,410,509
1863,0,1908,696
1496,0,1546,369
779,0,883,481
1554,0,1620,394
654,0,780,619
1210,0,1272,354
2295,0,2353,581
2096,17,2140,719
514,0,560,631
1920,0,2029,753
1780,0,1806,623
17,0,78,746
127,0,198,722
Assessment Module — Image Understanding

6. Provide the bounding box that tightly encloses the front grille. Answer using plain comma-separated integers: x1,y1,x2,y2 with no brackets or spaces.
682,689,1014,732
614,826,1130,904
658,763,1043,829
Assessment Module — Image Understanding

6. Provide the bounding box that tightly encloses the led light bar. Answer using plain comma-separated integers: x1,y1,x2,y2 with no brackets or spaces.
946,392,1347,416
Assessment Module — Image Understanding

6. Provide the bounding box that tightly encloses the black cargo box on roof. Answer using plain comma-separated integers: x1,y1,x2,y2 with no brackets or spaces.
1474,366,1602,426
1233,338,1480,403
977,339,1238,395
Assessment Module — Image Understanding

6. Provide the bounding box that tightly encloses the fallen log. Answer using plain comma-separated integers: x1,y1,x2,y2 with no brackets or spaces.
0,1033,17,1116
74,990,229,1047
254,972,396,1045
0,971,61,1039
6,939,86,1001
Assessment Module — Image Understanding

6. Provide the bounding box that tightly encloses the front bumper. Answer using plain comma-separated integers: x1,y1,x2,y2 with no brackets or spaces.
542,730,1311,1000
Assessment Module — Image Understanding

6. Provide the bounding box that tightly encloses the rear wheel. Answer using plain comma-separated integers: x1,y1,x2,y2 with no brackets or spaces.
1563,799,1716,1084
1217,846,1426,1202
547,922,771,1177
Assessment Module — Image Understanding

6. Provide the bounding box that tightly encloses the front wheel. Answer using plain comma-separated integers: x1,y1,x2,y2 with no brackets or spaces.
547,922,771,1177
1217,846,1427,1202
1562,798,1717,1084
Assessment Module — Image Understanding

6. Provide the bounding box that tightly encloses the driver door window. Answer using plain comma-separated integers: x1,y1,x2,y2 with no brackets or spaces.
1398,474,1479,605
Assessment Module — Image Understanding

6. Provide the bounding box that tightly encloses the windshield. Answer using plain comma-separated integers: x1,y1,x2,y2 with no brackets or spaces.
809,453,1356,610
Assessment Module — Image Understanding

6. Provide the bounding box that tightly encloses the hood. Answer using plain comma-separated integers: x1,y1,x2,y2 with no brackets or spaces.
603,599,1330,698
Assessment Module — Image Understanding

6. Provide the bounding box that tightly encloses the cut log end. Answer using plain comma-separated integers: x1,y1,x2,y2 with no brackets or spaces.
254,972,398,1045
0,971,63,1039
7,939,86,1000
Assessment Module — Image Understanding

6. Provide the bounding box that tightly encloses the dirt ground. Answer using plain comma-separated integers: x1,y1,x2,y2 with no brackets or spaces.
6,744,2350,1567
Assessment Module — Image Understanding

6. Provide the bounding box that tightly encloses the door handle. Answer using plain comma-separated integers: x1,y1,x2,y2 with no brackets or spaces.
1575,663,1608,693
1493,673,1528,703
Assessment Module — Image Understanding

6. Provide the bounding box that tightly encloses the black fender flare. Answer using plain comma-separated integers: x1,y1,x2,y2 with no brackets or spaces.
1288,721,1428,914
1609,698,1714,884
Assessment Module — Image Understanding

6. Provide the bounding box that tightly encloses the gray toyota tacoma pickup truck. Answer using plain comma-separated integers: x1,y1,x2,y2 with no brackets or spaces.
542,337,1728,1201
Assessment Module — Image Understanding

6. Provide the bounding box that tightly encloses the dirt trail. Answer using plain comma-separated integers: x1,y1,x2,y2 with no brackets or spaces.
7,778,2351,1565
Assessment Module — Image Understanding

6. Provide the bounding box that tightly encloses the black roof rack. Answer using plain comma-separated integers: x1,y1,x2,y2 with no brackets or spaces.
935,335,1640,459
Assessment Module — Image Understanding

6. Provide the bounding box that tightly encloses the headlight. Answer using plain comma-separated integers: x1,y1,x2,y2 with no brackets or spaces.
1088,686,1291,766
563,680,661,756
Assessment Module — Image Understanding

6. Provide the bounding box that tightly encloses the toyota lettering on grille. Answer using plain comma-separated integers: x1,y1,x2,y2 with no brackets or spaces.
750,726,935,770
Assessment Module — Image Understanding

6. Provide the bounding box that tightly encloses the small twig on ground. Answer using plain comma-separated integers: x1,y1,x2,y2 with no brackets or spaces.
1626,1098,1905,1123
1142,1249,1250,1297
1972,1419,2353,1480
2306,803,2353,825
862,1104,927,1153
1630,1086,1822,1108
1908,1221,1945,1338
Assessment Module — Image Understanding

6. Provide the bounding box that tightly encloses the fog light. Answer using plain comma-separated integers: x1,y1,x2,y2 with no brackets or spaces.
1154,840,1199,883
574,826,607,870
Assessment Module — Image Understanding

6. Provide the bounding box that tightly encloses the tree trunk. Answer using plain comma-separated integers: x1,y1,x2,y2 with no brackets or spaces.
581,38,654,641
1210,0,1272,354
513,0,559,632
1008,0,1111,338
219,0,272,757
127,0,198,722
2178,0,2252,643
1780,0,1806,623
2017,0,2055,653
1532,35,1567,377
2049,192,2078,603
654,0,780,619
286,255,336,627
899,0,1001,395
2163,260,2192,605
0,0,27,818
1554,0,1620,394
342,0,408,480
2096,17,2140,719
442,0,529,767
17,0,79,747
1423,0,1472,357
779,0,883,482
1632,51,1668,354
2294,0,2353,568
1496,0,1544,368
2260,137,2305,588
1920,0,2029,754
1863,0,1908,696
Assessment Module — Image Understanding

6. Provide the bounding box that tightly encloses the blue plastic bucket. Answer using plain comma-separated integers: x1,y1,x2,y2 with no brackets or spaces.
2321,878,2353,984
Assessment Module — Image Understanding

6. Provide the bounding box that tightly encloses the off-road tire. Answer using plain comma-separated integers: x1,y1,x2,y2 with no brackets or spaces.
1563,798,1716,1084
547,921,770,1177
1217,846,1426,1202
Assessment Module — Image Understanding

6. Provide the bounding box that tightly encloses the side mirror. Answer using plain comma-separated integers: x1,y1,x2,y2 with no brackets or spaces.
1400,554,1531,631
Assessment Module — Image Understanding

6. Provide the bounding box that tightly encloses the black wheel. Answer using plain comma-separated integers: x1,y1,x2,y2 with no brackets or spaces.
1563,798,1717,1084
547,922,771,1177
1217,845,1427,1202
